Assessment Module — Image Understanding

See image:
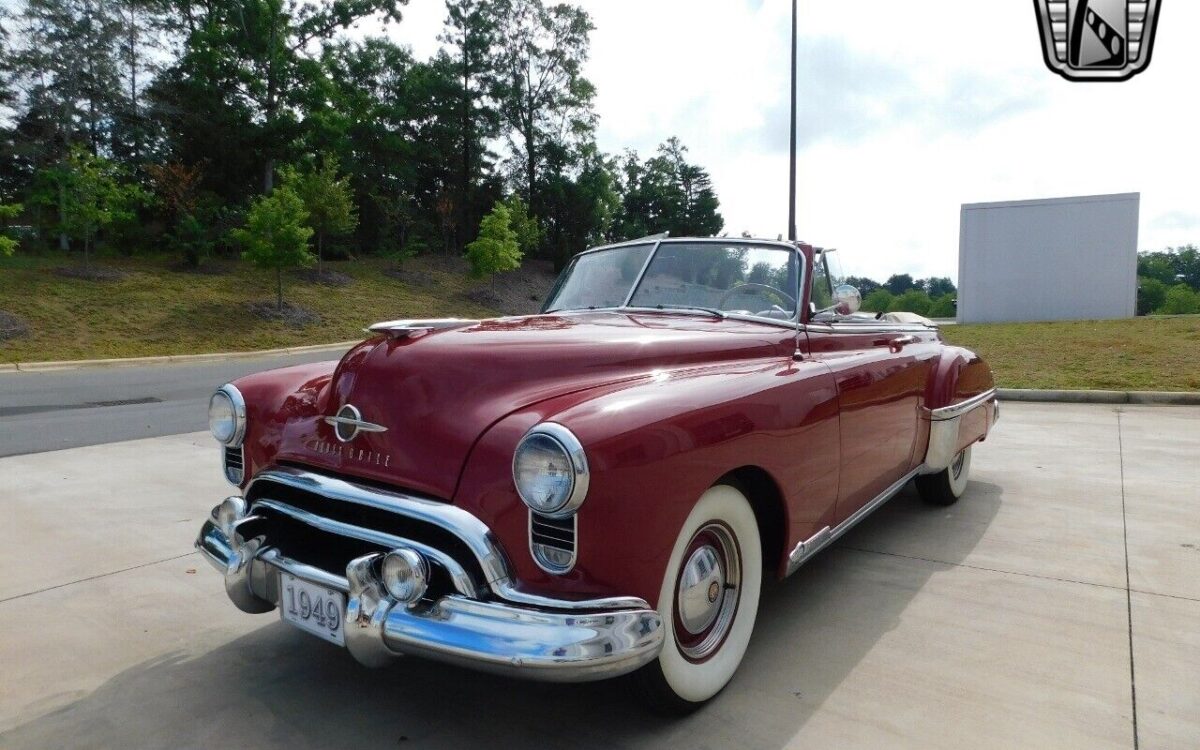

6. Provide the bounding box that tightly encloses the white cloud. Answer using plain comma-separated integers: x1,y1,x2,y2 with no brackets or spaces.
384,0,1200,281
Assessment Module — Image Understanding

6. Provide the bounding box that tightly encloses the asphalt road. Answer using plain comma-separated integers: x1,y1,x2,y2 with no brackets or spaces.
0,349,349,457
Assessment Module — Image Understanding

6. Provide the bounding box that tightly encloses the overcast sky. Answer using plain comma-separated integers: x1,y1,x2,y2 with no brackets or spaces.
384,0,1198,281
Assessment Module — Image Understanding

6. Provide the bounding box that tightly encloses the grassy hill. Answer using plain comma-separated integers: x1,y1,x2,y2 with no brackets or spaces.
0,252,554,363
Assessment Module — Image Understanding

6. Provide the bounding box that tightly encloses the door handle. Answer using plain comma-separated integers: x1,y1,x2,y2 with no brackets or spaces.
889,335,918,352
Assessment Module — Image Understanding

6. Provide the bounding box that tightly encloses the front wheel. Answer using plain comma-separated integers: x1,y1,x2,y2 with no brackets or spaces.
916,445,973,506
632,484,762,714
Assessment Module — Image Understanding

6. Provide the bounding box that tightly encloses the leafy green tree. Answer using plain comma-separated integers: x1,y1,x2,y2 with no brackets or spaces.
612,138,722,241
1159,284,1200,315
0,202,22,256
503,193,540,254
923,277,956,297
928,293,956,318
1137,276,1168,316
861,288,894,313
465,201,521,292
282,156,358,274
843,275,880,297
884,273,917,295
232,185,313,310
30,147,135,267
493,0,595,213
888,288,932,316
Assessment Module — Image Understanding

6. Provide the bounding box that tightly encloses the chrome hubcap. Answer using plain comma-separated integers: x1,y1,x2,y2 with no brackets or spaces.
678,545,724,635
674,523,741,662
951,450,966,480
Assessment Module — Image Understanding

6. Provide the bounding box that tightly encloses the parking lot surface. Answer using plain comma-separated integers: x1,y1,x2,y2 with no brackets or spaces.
1,402,1197,749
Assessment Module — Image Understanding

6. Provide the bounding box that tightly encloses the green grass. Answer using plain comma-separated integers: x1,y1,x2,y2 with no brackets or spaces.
942,317,1200,392
3,254,1198,392
0,252,501,363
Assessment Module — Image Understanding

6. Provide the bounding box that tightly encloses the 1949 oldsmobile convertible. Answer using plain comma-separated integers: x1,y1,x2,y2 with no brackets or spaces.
197,237,998,712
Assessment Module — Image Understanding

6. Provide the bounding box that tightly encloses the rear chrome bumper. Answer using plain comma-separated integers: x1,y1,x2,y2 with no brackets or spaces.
921,388,999,473
196,502,663,682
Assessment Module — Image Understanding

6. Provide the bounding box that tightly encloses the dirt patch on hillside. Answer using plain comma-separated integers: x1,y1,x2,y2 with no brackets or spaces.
381,268,434,287
294,269,353,287
53,265,129,281
465,259,558,316
247,301,320,327
0,310,30,341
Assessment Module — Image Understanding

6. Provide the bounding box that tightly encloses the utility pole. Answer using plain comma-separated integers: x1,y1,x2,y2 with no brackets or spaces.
788,0,798,242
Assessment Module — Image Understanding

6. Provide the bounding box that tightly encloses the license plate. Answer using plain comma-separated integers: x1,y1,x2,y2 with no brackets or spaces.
279,573,346,646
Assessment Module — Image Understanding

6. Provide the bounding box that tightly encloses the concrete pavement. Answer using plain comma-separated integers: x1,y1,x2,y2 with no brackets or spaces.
0,403,1197,749
0,348,347,457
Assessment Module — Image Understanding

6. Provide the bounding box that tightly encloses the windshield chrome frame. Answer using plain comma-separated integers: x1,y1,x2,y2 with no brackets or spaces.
544,238,807,330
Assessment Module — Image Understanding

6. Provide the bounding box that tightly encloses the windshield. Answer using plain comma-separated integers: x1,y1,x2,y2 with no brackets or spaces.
544,241,799,320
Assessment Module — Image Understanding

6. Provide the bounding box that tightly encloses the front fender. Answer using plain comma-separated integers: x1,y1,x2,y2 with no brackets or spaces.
453,359,840,608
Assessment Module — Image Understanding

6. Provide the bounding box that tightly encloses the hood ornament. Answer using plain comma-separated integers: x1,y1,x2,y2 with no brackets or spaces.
324,404,388,443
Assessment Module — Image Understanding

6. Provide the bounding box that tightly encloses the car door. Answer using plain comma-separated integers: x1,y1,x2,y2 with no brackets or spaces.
802,322,934,523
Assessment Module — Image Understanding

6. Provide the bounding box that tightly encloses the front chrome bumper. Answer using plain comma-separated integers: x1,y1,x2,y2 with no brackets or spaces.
196,502,663,682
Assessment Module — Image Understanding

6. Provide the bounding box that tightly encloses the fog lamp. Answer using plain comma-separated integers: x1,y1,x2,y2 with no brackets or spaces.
381,548,429,604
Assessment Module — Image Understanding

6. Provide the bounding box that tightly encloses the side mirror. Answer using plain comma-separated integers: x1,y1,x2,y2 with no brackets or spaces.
833,284,861,315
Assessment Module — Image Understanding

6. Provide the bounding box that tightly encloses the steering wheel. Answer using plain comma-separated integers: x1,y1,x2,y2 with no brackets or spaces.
717,283,796,310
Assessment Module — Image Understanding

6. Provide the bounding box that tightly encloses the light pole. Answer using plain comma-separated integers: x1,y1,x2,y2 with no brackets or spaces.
788,0,798,242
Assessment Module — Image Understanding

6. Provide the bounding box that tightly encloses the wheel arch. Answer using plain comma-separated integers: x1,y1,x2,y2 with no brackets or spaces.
718,465,788,581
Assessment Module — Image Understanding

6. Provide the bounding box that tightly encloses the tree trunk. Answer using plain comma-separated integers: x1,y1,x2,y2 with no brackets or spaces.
317,232,324,275
460,45,472,255
491,271,496,295
84,233,91,269
263,158,274,193
276,268,283,311
58,177,69,251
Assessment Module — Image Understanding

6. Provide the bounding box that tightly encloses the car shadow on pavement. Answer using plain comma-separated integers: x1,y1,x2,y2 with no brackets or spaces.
0,482,1001,750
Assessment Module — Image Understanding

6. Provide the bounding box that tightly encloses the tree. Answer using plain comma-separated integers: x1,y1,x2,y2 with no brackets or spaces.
923,276,956,298
147,161,206,265
928,293,956,318
861,288,893,313
843,275,880,297
1136,277,1167,316
282,156,358,273
0,201,22,256
611,138,723,242
30,146,135,267
465,200,521,293
493,0,595,214
1160,284,1200,315
232,185,313,310
503,193,540,254
884,273,917,295
888,289,932,316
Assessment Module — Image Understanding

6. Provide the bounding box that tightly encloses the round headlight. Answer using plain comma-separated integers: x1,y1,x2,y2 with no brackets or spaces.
512,424,589,518
208,385,246,446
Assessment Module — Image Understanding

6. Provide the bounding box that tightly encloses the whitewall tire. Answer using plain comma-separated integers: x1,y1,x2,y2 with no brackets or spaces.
632,484,762,713
916,445,972,506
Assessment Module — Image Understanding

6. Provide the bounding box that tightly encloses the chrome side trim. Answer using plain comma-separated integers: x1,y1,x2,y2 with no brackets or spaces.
786,468,921,576
930,389,997,421
251,498,480,599
246,467,650,612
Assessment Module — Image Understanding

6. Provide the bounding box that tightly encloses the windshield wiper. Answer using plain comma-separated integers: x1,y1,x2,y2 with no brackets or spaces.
650,304,727,319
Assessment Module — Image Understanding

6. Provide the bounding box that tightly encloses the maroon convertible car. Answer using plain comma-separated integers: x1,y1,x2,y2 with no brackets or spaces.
197,237,998,712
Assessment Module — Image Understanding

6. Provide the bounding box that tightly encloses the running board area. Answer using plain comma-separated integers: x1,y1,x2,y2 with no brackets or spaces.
785,468,920,576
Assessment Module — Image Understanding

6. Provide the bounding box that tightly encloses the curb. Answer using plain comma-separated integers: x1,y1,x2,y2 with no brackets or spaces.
4,340,360,373
997,388,1200,406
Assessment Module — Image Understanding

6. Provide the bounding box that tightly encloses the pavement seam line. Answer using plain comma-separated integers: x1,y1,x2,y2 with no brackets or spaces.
838,545,1132,593
1116,409,1140,750
0,551,199,604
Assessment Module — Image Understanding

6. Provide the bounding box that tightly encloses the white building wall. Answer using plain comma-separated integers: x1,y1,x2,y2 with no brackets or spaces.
957,193,1139,324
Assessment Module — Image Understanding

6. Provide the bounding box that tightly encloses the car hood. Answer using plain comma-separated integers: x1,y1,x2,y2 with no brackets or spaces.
270,312,795,499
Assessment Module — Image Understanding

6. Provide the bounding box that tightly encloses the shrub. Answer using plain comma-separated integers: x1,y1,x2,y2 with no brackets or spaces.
1137,277,1168,315
465,202,522,293
232,187,314,310
1159,284,1200,315
888,289,933,316
861,288,894,313
928,293,957,318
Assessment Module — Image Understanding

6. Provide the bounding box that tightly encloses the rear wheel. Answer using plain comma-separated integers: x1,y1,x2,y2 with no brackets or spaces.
916,445,972,506
632,484,762,714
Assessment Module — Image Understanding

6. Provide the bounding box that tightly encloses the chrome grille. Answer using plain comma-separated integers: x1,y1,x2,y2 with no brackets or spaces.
529,512,577,574
223,445,244,485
